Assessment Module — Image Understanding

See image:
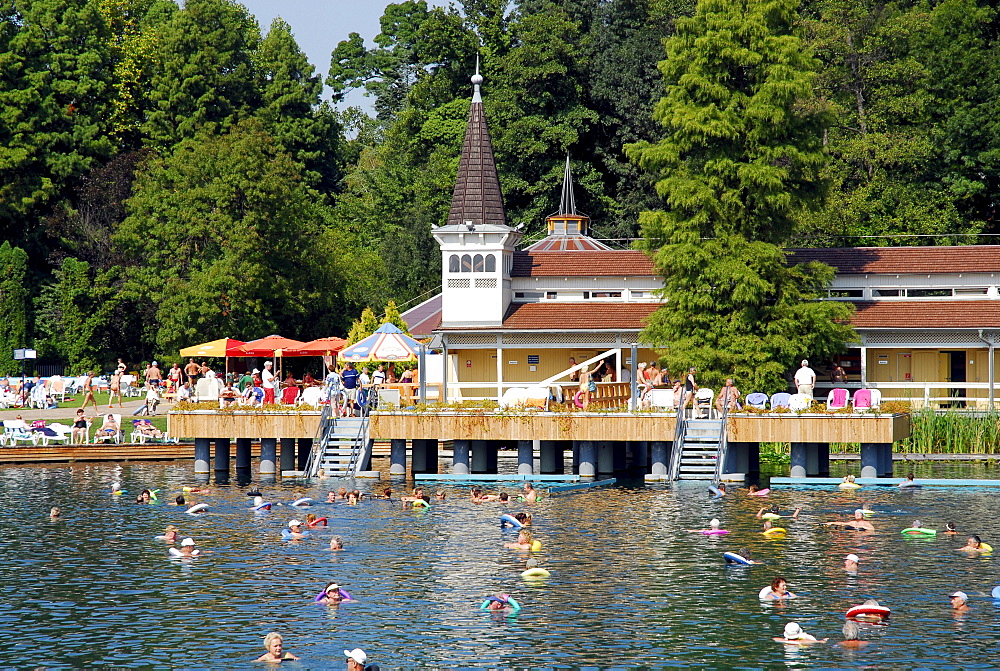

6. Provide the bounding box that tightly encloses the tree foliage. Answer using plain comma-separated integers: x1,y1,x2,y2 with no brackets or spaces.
628,0,856,391
0,242,29,375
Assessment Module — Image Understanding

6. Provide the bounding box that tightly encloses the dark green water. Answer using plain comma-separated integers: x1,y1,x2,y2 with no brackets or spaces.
3,461,1000,668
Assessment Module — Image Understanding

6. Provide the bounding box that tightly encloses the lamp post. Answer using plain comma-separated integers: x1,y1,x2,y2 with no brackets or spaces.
13,348,37,401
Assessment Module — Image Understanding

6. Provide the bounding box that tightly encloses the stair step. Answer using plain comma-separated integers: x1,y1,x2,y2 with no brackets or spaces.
677,473,715,480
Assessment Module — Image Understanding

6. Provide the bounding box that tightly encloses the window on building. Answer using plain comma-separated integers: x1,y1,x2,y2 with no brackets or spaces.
873,289,900,297
591,292,623,299
514,291,543,300
568,220,580,233
546,292,557,299
485,254,496,272
955,287,989,295
461,254,472,272
449,254,459,273
632,291,645,299
473,254,484,272
828,289,864,298
906,289,952,298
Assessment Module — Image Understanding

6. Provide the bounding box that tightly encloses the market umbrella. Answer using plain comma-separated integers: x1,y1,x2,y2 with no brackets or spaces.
283,337,348,356
178,338,246,377
338,323,422,362
240,335,308,381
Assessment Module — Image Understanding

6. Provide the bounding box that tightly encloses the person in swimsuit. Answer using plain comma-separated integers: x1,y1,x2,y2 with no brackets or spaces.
683,367,699,417
824,509,875,531
108,370,124,409
71,409,89,444
255,632,299,662
522,482,538,503
81,372,99,412
504,530,534,550
184,358,200,385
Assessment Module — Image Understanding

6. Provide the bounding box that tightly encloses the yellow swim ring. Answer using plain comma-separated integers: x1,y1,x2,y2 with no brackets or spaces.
981,543,994,553
530,540,542,552
763,527,786,536
839,482,862,489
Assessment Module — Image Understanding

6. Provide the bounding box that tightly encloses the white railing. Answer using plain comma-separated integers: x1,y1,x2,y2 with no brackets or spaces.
864,381,995,409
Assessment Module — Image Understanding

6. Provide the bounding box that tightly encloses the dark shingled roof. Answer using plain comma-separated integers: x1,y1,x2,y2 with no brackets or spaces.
788,246,1000,274
512,250,657,277
851,301,1000,328
446,100,506,228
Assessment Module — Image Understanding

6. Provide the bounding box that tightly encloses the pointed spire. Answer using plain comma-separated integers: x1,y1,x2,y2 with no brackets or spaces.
559,154,576,216
446,61,507,228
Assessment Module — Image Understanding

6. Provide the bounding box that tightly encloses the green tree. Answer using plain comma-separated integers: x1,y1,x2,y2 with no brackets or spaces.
142,0,260,148
346,306,380,345
117,119,355,355
627,0,855,391
256,18,343,192
382,300,411,334
0,242,29,375
0,0,115,246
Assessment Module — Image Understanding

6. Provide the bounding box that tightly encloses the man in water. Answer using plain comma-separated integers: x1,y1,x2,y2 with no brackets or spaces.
345,648,368,671
844,553,859,572
824,509,875,531
838,621,867,648
949,591,970,613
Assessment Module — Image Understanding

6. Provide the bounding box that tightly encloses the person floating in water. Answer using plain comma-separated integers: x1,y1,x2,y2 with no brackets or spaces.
255,632,299,662
958,535,990,553
283,519,310,540
844,553,859,572
949,590,970,613
757,505,801,520
837,621,867,649
824,509,874,531
760,576,797,600
773,622,826,644
522,482,538,503
504,530,535,550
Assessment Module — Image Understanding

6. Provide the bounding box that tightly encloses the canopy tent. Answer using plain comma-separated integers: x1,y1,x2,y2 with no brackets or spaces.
284,337,348,356
239,335,308,357
179,338,246,358
338,324,423,362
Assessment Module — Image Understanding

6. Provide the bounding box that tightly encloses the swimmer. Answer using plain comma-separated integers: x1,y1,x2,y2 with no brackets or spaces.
171,495,185,506
329,536,344,551
305,513,327,527
945,522,958,534
317,582,353,604
748,484,761,495
898,472,918,488
734,547,763,564
686,518,725,533
400,487,426,503
824,509,874,531
958,535,989,553
176,537,199,557
512,512,532,526
336,487,348,500
774,621,826,644
901,520,926,534
504,530,534,550
326,491,337,503
498,492,510,503
855,599,888,622
949,590,970,612
761,576,797,600
347,492,358,505
185,487,210,494
380,487,392,500
757,505,801,520
837,621,867,649
255,632,299,662
435,490,446,501
284,519,310,540
522,482,538,503
161,525,179,543
136,489,152,504
483,593,520,613
49,507,60,519
250,496,270,511
714,483,727,497
344,648,368,671
844,553,859,572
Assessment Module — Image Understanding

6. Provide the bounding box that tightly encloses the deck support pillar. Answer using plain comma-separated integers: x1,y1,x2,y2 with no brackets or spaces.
860,442,884,478
597,440,613,474
452,439,470,475
880,443,894,477
518,440,534,475
577,440,596,478
297,438,312,472
630,441,648,473
259,438,276,475
280,438,296,472
235,438,252,471
790,442,808,478
539,440,564,474
612,441,627,473
650,441,670,476
412,439,438,474
390,439,407,475
194,438,211,474
213,438,230,475
816,442,830,477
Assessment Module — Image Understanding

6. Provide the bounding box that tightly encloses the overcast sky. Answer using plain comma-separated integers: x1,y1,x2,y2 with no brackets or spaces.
238,0,446,110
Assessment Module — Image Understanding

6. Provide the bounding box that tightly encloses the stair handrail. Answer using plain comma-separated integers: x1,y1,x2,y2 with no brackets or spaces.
305,384,337,478
668,390,687,480
346,385,375,474
712,387,732,484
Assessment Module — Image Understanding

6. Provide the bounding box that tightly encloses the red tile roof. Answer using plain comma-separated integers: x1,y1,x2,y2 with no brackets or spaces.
512,250,656,277
469,302,662,331
851,300,1000,328
789,246,1000,274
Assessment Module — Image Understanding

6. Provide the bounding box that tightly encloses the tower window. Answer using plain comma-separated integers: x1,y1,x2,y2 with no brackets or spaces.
449,254,460,273
473,254,484,272
461,254,472,272
485,254,496,272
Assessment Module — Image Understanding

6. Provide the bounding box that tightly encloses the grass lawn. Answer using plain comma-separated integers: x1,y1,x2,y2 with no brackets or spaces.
15,415,169,435
0,390,148,411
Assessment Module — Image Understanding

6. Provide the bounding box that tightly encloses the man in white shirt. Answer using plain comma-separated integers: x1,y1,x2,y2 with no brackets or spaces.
261,361,275,404
794,359,816,398
372,364,386,386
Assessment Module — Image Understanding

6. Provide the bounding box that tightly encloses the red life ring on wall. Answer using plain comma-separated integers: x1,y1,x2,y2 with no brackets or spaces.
573,391,585,408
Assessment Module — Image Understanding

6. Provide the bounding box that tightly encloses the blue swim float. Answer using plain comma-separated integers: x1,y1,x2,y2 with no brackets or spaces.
291,497,313,507
724,551,753,565
709,486,723,499
254,502,273,511
500,514,523,529
281,528,311,540
480,595,521,612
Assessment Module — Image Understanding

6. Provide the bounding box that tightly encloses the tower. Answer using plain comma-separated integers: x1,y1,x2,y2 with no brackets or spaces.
433,63,521,327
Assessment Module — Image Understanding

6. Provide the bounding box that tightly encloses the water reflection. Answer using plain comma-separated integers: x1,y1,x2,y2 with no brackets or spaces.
2,461,1000,666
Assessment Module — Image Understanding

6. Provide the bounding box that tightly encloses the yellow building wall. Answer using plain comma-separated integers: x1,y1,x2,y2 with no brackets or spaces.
866,347,998,406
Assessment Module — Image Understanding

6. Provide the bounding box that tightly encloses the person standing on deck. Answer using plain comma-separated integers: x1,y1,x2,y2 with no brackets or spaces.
794,359,816,398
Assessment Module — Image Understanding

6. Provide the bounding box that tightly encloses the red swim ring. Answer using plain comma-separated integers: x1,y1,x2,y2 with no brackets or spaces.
573,391,585,409
307,517,328,528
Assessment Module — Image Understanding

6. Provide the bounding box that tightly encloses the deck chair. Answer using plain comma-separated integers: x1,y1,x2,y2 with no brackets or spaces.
195,377,221,404
647,388,676,410
826,388,850,411
94,414,123,443
280,386,301,405
770,392,792,410
300,386,324,407
30,383,48,409
37,422,72,446
48,376,67,403
120,374,141,397
789,393,811,411
745,392,769,410
694,388,715,418
3,419,39,446
853,388,882,411
131,418,170,443
499,387,529,409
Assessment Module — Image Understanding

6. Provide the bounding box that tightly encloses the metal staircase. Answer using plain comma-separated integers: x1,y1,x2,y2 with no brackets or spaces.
305,389,373,478
675,418,723,479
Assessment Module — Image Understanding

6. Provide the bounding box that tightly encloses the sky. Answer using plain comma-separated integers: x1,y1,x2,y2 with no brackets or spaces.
238,0,445,111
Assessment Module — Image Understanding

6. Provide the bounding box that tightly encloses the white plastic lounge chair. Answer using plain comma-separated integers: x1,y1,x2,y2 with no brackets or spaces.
789,393,811,411
826,388,851,411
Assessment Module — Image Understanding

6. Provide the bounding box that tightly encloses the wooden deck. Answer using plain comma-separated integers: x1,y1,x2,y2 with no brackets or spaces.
0,442,261,465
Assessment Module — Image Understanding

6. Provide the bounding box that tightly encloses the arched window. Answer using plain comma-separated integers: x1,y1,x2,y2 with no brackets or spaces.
461,254,472,272
485,254,496,272
449,254,460,273
473,254,484,272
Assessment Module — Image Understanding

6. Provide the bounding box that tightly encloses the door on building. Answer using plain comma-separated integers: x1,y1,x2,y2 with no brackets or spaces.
941,350,967,408
895,352,911,383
